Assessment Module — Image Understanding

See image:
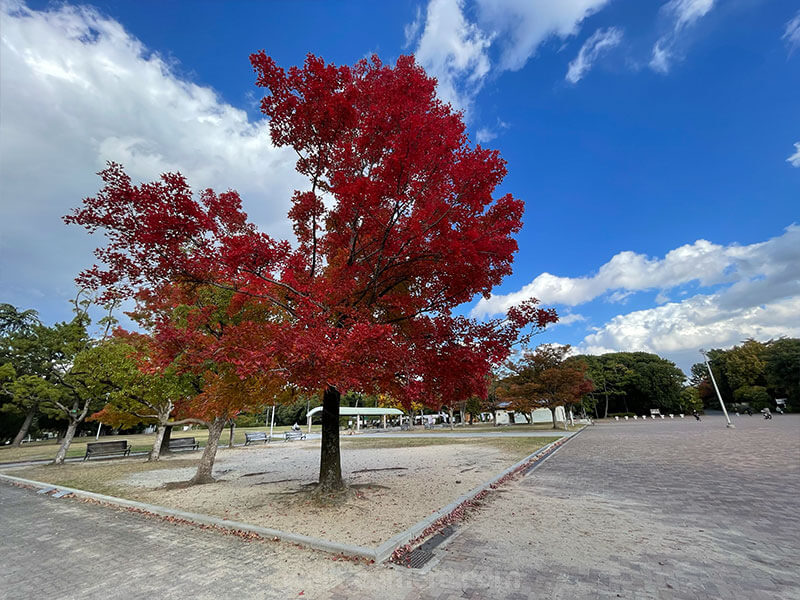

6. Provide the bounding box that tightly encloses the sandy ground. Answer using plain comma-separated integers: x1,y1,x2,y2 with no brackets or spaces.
111,440,525,548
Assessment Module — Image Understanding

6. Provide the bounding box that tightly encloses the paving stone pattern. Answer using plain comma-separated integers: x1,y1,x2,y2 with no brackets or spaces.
1,415,798,599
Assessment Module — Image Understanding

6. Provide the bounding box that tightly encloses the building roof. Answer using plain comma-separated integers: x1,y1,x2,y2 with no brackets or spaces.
306,406,404,418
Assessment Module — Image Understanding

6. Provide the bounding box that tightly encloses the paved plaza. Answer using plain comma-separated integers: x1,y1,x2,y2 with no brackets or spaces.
1,415,798,599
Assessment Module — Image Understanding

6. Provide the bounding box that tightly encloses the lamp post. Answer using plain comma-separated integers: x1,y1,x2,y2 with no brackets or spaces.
700,349,734,428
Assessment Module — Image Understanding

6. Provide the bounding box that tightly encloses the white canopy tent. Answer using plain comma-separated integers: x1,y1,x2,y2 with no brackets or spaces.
305,406,405,432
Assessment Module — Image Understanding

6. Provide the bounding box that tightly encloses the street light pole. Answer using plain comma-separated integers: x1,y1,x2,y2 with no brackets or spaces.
701,349,734,428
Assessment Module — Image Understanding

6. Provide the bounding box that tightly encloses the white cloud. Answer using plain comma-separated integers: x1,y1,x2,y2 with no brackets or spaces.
404,5,424,48
476,0,611,71
472,225,800,317
474,118,508,144
407,0,610,113
475,127,497,143
0,2,302,318
782,10,800,56
579,295,800,361
555,312,587,326
787,142,800,167
649,0,715,73
566,26,623,83
410,0,493,114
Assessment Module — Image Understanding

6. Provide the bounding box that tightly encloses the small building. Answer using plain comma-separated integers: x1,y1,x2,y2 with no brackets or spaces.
305,406,405,432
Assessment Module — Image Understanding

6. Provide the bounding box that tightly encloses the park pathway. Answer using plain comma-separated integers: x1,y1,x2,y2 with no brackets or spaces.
2,415,798,599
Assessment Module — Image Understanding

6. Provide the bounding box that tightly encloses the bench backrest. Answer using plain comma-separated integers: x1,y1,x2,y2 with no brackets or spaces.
87,441,128,452
285,431,304,438
246,432,268,440
170,437,196,446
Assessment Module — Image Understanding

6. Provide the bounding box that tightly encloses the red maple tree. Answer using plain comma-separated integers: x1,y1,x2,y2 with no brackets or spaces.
65,54,556,491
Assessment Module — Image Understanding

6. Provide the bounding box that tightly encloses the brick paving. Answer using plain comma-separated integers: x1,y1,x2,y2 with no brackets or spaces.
1,414,798,599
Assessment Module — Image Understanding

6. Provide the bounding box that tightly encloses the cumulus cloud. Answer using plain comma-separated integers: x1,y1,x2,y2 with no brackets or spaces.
473,225,800,372
409,0,493,114
787,142,800,167
407,0,610,113
472,225,800,317
566,26,623,83
0,2,302,317
579,295,800,360
649,0,715,73
783,10,800,56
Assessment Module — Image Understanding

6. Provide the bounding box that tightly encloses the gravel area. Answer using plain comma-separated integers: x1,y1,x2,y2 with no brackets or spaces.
115,439,535,547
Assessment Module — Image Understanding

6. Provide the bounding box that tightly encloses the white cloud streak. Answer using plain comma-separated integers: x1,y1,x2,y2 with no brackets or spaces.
787,142,800,167
782,10,800,56
0,2,302,317
649,0,715,73
566,26,623,83
407,0,610,113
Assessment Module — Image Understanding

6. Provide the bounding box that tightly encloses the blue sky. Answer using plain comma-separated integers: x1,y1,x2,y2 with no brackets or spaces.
1,0,798,374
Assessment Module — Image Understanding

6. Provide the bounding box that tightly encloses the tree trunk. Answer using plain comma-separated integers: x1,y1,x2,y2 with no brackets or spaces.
448,407,455,430
11,405,36,447
228,420,236,449
159,425,173,456
603,382,610,419
190,417,226,485
149,424,168,462
550,407,559,429
54,420,78,465
318,386,344,492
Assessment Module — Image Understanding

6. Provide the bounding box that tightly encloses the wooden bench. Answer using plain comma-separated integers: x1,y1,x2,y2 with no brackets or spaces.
244,432,270,445
84,440,131,461
168,437,199,451
284,430,306,441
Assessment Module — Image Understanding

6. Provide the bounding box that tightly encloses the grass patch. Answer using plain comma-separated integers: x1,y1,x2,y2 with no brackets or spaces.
341,436,562,461
7,457,199,498
0,425,322,464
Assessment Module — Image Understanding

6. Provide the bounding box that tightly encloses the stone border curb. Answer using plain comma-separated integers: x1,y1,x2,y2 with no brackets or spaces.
0,472,375,559
0,427,584,564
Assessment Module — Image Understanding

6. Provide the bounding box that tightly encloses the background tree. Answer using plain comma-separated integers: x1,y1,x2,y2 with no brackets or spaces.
764,338,800,410
570,352,684,415
500,344,594,428
1,305,89,447
573,355,632,418
687,338,800,412
86,332,206,461
66,53,556,492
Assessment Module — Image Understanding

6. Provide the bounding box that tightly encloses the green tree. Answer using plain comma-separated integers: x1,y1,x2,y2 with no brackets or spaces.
1,307,89,446
733,385,772,410
725,339,767,390
764,338,800,410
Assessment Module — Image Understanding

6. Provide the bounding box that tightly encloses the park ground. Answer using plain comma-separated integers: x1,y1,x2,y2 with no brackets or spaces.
0,422,576,465
1,415,798,599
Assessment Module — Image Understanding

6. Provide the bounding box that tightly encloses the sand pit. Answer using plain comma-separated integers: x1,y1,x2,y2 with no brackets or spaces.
8,436,558,548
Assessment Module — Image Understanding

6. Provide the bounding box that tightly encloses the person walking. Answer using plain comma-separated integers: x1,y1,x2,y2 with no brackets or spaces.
692,409,701,421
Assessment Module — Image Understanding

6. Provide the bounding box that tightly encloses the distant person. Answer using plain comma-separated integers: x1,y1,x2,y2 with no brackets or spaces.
291,422,300,431
746,407,753,416
692,410,701,421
